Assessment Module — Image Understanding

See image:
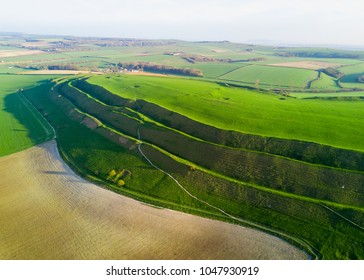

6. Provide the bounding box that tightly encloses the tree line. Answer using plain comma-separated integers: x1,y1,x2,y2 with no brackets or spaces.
117,62,203,77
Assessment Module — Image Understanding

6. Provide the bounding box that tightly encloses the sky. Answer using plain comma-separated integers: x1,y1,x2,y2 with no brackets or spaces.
1,0,363,46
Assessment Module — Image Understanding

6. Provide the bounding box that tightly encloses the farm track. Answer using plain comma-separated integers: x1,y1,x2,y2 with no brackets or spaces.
0,141,308,260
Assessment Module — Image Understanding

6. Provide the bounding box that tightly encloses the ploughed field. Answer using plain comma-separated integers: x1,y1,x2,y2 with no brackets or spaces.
36,74,364,259
0,141,306,259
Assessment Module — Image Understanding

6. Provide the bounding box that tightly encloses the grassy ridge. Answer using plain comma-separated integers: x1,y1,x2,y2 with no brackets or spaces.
38,78,364,259
26,83,216,215
87,75,364,152
43,76,362,258
75,78,364,172
60,80,364,208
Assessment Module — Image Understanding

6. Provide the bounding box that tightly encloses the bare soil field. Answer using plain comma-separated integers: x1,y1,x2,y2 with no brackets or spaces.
126,71,168,77
0,140,307,260
269,61,340,70
19,70,103,75
0,50,44,58
21,41,52,48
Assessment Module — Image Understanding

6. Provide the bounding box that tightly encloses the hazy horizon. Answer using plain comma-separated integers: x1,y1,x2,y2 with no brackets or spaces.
1,0,363,47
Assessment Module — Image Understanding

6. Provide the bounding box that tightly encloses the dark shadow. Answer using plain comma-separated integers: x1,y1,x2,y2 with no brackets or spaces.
3,79,55,148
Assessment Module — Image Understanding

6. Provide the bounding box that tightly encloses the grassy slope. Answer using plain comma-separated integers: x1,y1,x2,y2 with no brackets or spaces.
339,63,364,83
43,78,364,259
88,75,364,152
0,75,55,156
24,83,215,215
310,73,340,90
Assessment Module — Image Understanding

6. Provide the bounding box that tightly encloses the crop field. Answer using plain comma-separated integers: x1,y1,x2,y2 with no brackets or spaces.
0,50,44,58
218,65,317,88
0,75,55,156
268,61,340,70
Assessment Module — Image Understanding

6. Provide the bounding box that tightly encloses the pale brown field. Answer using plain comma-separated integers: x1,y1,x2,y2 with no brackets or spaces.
21,41,52,48
0,141,307,260
126,71,168,77
0,50,44,58
269,61,340,70
19,70,103,75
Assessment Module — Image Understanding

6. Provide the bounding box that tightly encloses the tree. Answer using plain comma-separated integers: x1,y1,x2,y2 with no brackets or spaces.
107,169,116,180
117,179,125,187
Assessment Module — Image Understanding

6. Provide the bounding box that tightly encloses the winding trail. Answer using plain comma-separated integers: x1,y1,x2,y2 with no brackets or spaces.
134,98,316,258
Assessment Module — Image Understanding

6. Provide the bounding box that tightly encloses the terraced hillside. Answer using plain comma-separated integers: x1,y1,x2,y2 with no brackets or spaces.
38,74,364,259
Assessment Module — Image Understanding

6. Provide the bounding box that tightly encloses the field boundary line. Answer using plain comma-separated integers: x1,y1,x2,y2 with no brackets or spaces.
216,64,251,79
18,91,56,140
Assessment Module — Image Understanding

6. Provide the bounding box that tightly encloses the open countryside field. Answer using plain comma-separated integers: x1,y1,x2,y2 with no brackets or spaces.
0,50,44,58
0,75,55,156
218,65,317,88
339,63,364,83
310,72,340,91
268,61,340,70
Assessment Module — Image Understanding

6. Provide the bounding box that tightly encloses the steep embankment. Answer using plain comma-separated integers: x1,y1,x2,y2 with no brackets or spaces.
40,76,364,259
0,141,306,260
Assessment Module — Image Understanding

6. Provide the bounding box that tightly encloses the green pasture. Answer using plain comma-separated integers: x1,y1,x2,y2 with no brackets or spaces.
310,73,340,90
193,63,246,78
290,91,364,99
0,75,55,157
88,74,364,152
339,63,364,83
218,65,317,88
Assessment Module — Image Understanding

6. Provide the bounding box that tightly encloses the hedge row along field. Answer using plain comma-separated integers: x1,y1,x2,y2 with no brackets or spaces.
39,75,364,259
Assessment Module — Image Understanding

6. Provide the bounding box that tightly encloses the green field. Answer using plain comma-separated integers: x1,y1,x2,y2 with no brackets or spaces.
310,72,340,91
88,74,364,152
339,63,364,83
218,65,317,88
0,75,55,156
